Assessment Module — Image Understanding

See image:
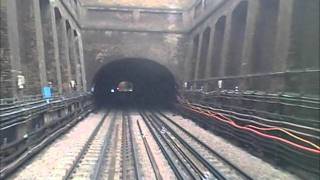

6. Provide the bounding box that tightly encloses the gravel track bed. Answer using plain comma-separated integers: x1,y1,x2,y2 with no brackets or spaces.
155,112,247,179
71,111,114,179
7,109,296,180
130,114,157,180
9,111,105,180
165,111,300,180
134,114,176,180
98,121,120,179
114,120,123,180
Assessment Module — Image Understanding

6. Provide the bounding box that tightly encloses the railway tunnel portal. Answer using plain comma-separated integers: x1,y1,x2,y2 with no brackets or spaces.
92,58,177,107
0,0,319,179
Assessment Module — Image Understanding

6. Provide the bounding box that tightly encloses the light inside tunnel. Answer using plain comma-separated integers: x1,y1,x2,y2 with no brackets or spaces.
117,81,133,92
93,58,177,107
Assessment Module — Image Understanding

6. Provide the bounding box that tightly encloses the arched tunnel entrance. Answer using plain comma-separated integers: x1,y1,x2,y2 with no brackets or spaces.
92,58,177,107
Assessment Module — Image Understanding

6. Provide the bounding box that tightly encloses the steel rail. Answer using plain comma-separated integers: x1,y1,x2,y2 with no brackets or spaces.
91,111,118,180
148,113,218,179
0,107,92,179
122,112,129,180
149,114,205,179
143,112,197,179
106,124,120,180
136,120,163,180
63,109,111,180
156,111,253,180
139,111,184,180
121,111,141,180
150,113,226,179
153,112,226,178
127,112,142,180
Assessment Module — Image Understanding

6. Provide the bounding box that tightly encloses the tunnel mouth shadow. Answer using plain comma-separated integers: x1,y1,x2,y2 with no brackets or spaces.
92,58,177,109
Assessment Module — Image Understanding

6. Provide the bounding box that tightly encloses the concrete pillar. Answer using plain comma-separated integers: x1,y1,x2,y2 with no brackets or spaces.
273,0,294,93
78,35,87,91
239,0,259,90
72,33,82,91
61,20,72,91
50,5,63,94
55,13,72,93
240,0,259,75
40,0,59,94
183,37,194,82
194,32,203,80
33,0,48,88
7,0,22,99
205,27,215,78
68,28,77,83
273,0,294,72
219,14,232,77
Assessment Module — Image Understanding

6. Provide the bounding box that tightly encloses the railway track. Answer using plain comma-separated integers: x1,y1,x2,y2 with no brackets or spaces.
121,111,141,180
11,109,262,179
91,111,119,179
140,110,252,180
136,119,163,180
62,110,144,180
63,110,117,179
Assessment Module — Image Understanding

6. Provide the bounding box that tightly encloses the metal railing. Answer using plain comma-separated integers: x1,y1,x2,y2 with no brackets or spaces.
0,92,93,175
186,69,320,99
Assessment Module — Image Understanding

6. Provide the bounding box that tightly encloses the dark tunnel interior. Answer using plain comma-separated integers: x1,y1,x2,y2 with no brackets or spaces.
92,58,177,108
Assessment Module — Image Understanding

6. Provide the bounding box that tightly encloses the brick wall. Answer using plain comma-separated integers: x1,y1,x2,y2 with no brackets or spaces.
0,0,13,98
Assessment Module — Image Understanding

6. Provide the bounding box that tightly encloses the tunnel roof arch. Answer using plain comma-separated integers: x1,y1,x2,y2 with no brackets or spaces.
91,57,177,88
91,57,178,106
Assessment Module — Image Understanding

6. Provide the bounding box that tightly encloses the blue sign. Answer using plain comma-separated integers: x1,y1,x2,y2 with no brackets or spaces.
42,86,52,99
